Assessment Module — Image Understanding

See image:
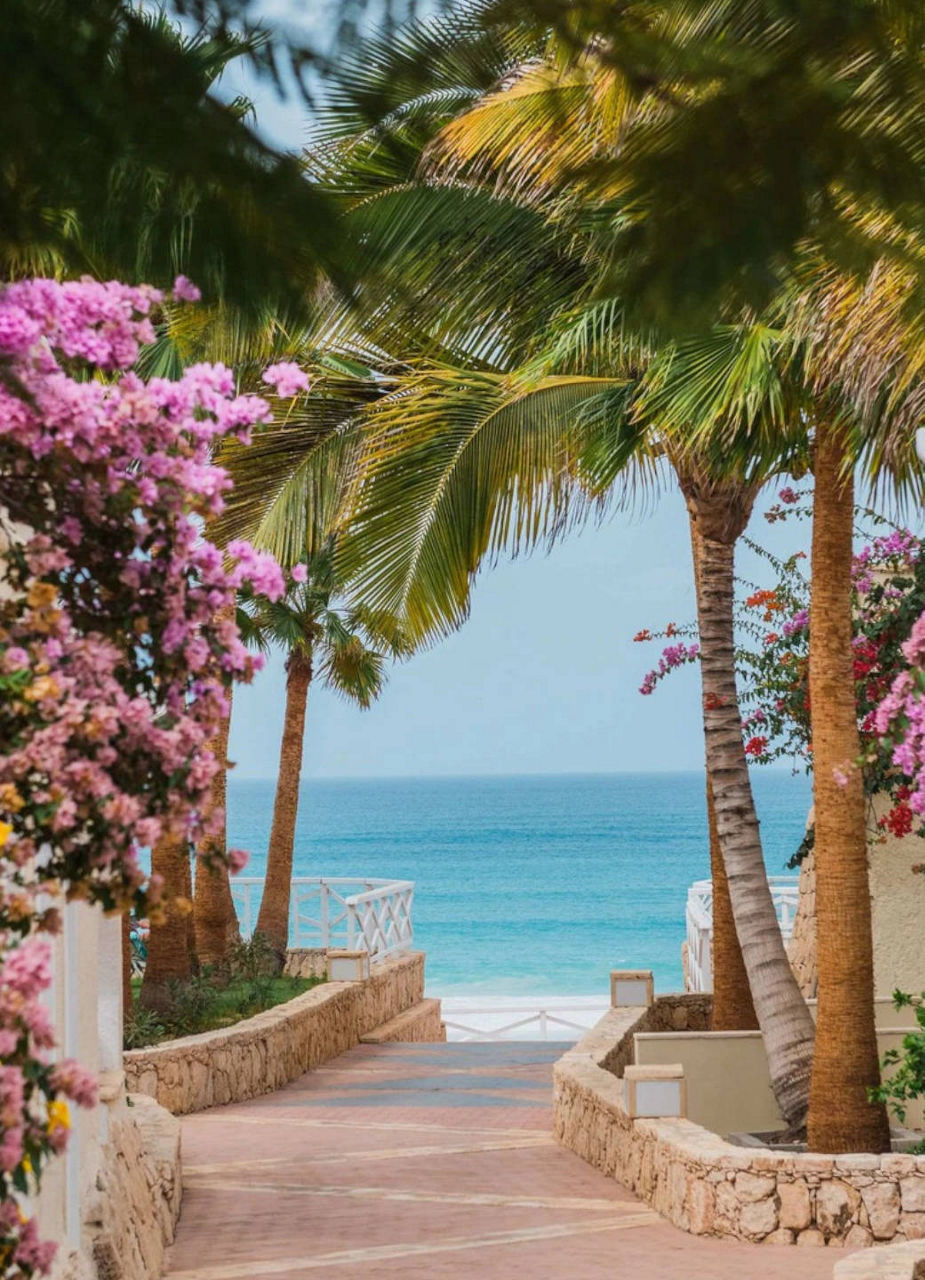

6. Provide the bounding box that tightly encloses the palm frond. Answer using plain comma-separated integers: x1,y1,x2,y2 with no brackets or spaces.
336,367,631,644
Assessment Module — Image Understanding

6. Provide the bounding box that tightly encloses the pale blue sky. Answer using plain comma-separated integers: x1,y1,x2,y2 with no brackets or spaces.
229,488,813,778
223,6,815,780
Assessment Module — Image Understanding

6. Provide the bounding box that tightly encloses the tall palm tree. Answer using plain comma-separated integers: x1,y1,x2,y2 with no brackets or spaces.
139,834,196,1013
808,421,891,1151
646,317,901,1150
192,682,239,971
245,545,386,962
304,13,817,1120
140,306,346,972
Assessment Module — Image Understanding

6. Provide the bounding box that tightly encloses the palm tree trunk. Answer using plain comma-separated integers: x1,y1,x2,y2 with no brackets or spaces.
193,694,238,971
707,777,759,1030
689,513,757,1031
806,422,890,1153
139,835,195,1013
680,465,815,1130
255,652,312,962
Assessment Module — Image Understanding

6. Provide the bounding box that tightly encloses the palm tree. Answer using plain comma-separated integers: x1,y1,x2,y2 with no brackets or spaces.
139,834,196,1013
468,0,925,328
808,420,891,1151
192,686,239,971
140,303,343,973
246,545,386,963
303,14,817,1119
646,317,900,1150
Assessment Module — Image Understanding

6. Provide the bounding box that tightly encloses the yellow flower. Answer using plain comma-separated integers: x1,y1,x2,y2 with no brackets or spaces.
23,675,61,703
0,822,11,850
26,581,56,609
47,1100,70,1133
0,784,23,813
21,1155,33,1175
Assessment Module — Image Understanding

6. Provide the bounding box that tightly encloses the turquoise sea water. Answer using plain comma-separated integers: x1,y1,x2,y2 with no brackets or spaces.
226,770,811,996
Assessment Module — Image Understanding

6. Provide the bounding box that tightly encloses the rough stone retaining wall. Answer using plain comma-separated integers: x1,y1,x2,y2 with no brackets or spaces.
56,1090,181,1280
124,951,430,1115
554,999,925,1247
789,851,818,998
283,948,328,979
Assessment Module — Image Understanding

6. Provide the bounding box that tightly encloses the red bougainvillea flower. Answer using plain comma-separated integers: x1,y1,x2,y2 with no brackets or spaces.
744,736,769,756
633,629,652,643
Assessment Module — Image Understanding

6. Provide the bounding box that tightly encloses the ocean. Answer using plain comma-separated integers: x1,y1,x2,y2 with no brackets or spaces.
226,770,811,997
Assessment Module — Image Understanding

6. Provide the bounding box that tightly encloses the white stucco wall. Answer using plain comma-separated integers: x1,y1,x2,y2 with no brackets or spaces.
33,901,124,1268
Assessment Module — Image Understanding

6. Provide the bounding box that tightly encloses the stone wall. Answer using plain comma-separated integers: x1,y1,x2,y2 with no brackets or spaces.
789,850,818,998
54,1090,181,1280
600,993,711,1078
124,951,433,1115
283,948,329,979
554,1000,925,1247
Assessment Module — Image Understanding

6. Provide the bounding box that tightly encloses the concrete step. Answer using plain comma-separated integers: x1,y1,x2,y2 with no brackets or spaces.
361,997,445,1044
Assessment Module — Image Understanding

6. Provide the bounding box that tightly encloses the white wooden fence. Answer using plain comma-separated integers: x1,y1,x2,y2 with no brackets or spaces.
230,876,414,960
439,996,609,1042
685,875,800,993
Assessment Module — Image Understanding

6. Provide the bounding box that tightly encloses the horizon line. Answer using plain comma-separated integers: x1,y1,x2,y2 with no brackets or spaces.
229,766,810,785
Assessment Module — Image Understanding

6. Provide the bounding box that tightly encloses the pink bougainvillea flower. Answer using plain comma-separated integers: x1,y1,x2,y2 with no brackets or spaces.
262,361,310,398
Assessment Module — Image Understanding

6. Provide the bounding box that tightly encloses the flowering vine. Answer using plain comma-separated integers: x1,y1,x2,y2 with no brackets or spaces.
0,277,308,1274
633,488,925,853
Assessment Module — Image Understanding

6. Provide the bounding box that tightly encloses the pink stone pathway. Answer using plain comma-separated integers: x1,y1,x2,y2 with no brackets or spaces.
164,1041,849,1279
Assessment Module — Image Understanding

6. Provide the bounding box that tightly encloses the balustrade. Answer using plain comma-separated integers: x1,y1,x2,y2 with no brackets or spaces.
684,875,800,993
230,876,414,961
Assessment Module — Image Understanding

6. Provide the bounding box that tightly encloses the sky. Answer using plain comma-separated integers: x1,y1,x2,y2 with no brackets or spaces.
230,487,814,779
223,4,815,780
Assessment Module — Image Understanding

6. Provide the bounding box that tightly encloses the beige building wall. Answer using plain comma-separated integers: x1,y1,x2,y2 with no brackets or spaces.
635,1015,925,1136
788,800,925,1001
634,1030,782,1135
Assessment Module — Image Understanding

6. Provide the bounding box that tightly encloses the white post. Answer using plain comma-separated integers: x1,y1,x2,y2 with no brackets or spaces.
64,906,82,1247
320,880,329,949
96,913,122,1074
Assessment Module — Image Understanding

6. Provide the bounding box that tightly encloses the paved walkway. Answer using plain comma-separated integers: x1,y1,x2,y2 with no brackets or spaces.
165,1042,846,1280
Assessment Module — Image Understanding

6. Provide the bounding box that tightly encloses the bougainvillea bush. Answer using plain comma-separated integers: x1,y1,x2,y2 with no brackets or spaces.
0,277,305,1275
635,489,925,850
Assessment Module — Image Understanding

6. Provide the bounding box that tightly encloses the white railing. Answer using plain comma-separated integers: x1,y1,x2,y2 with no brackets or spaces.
230,876,414,961
438,996,609,1042
685,875,800,993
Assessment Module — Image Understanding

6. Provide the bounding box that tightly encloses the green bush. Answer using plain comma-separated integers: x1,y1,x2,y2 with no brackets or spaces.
124,967,321,1049
228,932,278,983
123,1006,166,1050
869,990,925,1127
